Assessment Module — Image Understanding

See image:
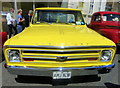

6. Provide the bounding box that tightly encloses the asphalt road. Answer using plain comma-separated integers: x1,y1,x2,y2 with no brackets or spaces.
1,51,120,87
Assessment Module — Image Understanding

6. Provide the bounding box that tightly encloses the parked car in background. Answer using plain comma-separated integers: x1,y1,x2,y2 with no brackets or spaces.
3,8,116,85
0,32,7,60
88,11,120,46
0,32,7,47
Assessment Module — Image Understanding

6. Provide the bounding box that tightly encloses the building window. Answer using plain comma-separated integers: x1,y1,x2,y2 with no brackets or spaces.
105,4,112,11
89,0,94,14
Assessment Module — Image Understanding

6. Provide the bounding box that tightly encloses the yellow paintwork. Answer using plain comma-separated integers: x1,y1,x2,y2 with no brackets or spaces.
35,7,81,11
4,8,116,68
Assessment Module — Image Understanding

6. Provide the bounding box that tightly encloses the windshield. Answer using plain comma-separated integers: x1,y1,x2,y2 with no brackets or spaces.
102,14,120,21
32,10,85,25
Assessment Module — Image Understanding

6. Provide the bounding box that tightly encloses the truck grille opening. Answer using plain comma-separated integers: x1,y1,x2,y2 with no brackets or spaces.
21,47,100,62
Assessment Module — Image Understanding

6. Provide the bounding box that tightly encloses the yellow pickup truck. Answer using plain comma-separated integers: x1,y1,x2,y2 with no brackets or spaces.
4,8,116,80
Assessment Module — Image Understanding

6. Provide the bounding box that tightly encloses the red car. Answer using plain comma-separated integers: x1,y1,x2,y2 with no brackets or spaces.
0,32,7,47
88,11,120,46
0,32,7,60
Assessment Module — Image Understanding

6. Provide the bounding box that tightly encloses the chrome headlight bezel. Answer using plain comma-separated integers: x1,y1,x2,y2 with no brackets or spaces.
100,50,112,62
7,49,21,62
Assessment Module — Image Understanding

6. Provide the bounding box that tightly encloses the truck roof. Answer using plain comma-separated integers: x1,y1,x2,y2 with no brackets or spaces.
35,7,81,11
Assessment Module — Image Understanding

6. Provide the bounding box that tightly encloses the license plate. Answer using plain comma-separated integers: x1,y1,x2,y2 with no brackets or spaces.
53,71,71,79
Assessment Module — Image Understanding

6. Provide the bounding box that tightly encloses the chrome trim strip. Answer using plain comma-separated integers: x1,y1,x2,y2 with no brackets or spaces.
22,50,100,52
22,56,98,60
22,55,57,57
22,50,100,53
67,57,98,60
7,64,115,70
22,54,99,57
4,45,115,49
23,61,98,64
22,57,56,60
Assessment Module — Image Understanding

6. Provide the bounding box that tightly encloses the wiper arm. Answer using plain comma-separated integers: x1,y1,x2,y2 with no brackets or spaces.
40,21,49,23
65,22,76,25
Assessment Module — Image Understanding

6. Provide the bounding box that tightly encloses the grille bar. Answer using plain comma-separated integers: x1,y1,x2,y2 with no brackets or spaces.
22,50,100,54
22,57,98,61
23,57,56,59
68,57,98,60
22,54,99,57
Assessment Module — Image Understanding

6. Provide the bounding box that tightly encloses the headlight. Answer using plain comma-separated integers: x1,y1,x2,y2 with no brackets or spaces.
7,50,21,62
100,50,112,62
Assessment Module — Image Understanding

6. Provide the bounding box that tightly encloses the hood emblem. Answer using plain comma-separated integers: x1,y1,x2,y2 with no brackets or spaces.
57,56,67,61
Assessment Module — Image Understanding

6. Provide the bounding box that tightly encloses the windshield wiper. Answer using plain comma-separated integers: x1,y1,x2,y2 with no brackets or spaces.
65,22,76,25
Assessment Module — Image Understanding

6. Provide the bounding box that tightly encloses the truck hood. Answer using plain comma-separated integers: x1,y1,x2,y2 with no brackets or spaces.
5,25,115,46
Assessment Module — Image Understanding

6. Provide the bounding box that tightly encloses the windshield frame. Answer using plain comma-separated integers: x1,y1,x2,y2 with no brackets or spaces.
32,10,85,25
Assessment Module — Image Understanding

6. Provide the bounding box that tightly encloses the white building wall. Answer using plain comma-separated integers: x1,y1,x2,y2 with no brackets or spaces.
82,0,90,14
68,0,79,9
93,0,100,14
100,0,106,11
61,0,68,8
93,0,106,12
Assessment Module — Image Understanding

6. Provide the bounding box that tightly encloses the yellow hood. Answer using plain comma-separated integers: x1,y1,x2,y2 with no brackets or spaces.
4,24,115,46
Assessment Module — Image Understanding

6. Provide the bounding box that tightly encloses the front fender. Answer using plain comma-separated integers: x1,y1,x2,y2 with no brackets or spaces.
97,29,119,44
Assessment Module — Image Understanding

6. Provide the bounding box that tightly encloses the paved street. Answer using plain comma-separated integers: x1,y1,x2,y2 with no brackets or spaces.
1,51,120,87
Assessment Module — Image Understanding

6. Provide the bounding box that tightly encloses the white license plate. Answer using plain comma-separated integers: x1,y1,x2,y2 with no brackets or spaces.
53,71,71,79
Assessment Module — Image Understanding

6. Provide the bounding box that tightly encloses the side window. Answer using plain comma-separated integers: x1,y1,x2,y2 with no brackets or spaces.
92,14,101,22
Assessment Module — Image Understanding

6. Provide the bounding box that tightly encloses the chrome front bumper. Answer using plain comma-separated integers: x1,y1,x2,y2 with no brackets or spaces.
6,64,115,77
